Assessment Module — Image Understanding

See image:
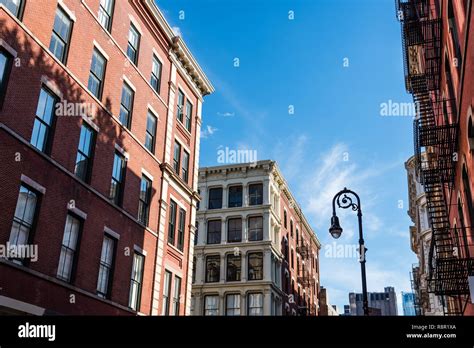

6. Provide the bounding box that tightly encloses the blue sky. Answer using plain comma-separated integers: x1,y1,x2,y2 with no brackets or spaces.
157,0,418,314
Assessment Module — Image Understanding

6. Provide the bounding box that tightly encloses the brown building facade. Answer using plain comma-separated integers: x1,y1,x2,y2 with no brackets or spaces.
396,0,474,315
0,0,213,315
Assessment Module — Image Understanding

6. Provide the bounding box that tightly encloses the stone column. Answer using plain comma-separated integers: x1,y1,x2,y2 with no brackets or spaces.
220,253,226,282
222,185,228,209
263,289,272,315
241,250,247,282
263,178,270,205
263,211,270,241
221,219,227,244
242,216,248,242
264,249,272,281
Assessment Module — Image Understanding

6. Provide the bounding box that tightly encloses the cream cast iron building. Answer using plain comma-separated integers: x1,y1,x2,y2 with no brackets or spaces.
190,160,321,315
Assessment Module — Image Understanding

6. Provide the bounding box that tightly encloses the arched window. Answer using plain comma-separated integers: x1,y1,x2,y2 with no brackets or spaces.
467,114,474,151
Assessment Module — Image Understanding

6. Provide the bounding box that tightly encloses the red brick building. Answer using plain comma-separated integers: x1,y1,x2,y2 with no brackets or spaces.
396,0,474,315
0,0,213,315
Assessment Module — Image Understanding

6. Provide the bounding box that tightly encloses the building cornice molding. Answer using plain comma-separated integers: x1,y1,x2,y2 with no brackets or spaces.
144,0,214,97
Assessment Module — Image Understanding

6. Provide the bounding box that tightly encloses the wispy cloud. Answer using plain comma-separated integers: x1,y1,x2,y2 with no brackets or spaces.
217,111,235,117
200,125,218,139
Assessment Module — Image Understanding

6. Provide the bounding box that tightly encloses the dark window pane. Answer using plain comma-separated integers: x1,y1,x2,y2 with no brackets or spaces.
127,24,140,64
145,112,157,153
98,0,114,31
88,49,106,99
173,142,181,174
181,151,189,183
248,216,263,241
168,200,177,244
207,220,221,244
31,88,57,153
228,186,242,207
206,255,220,283
49,8,72,63
227,218,242,243
248,253,263,280
150,55,162,93
208,188,222,210
226,254,241,281
74,124,95,181
176,90,184,122
177,209,186,251
110,152,125,205
119,84,134,128
249,184,263,205
1,0,23,18
138,176,151,225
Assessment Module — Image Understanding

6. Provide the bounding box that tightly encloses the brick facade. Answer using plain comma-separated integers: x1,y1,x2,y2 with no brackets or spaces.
0,0,213,315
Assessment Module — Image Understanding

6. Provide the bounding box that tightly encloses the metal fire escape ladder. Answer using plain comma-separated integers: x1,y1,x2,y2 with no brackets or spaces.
397,0,473,314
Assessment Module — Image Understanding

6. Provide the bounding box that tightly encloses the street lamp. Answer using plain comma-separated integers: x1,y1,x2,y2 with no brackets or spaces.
329,188,369,316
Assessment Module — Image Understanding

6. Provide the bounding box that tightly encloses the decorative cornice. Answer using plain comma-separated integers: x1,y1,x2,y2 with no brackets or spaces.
144,0,214,97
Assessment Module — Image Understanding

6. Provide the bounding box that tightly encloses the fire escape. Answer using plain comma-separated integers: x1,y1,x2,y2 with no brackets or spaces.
396,0,474,315
410,264,422,315
296,243,316,315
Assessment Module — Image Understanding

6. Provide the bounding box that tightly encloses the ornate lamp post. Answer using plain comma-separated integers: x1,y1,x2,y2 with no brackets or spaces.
329,187,369,316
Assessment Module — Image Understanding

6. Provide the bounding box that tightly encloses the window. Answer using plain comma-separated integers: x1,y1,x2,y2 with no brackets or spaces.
176,89,184,122
57,214,82,282
226,254,241,281
228,186,243,208
207,220,221,244
249,183,263,205
119,83,134,129
185,100,192,132
177,208,186,251
150,55,162,93
226,294,240,316
205,255,220,283
109,152,126,206
247,293,263,316
248,216,263,241
0,49,13,109
74,123,95,182
127,23,140,65
31,87,57,153
296,229,299,245
448,0,462,73
172,276,181,315
290,220,293,237
138,176,152,226
227,218,242,243
283,210,287,228
129,252,144,311
162,270,172,315
9,185,38,263
145,112,157,153
208,187,223,209
181,151,189,183
173,141,181,175
88,48,106,99
97,235,116,298
49,7,73,63
98,0,114,32
291,250,294,269
204,295,219,316
1,0,24,18
248,252,263,280
168,200,177,244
